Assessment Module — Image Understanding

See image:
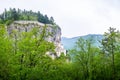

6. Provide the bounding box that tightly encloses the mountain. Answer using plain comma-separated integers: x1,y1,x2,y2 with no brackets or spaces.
61,34,103,50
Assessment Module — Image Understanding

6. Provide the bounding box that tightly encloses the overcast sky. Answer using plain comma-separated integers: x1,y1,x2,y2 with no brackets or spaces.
0,0,120,38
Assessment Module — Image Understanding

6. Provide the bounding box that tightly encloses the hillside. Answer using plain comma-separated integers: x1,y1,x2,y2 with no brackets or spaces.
61,34,103,50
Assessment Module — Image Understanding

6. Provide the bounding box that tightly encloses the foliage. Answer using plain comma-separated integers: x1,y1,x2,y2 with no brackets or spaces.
100,27,120,80
1,25,120,80
69,38,100,80
68,27,120,80
0,24,12,80
0,8,55,25
0,24,73,80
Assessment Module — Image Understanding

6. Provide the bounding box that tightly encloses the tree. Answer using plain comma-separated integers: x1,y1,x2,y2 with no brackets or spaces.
9,25,55,79
69,38,100,80
11,8,19,20
37,11,42,22
0,24,12,80
50,16,54,24
101,27,119,80
44,15,50,24
0,8,55,24
4,8,7,19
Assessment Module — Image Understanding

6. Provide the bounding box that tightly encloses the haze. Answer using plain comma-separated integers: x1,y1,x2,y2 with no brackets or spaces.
0,0,120,38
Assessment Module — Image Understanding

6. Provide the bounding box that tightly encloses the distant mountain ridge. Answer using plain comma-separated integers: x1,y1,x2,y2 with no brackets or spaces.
61,34,103,50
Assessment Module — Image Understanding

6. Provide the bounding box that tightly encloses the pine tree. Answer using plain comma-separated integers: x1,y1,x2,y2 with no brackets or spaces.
12,8,19,20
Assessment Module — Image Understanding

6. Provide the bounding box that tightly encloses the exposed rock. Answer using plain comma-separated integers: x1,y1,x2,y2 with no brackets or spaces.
7,21,66,58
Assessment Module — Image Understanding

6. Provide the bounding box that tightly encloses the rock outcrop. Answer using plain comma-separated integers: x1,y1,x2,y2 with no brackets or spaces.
7,21,66,58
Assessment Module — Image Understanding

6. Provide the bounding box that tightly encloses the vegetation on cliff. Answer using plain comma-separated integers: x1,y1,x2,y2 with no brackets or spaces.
0,8,55,25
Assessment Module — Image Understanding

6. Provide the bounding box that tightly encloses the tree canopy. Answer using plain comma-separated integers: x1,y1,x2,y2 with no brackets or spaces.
1,10,120,79
0,8,55,25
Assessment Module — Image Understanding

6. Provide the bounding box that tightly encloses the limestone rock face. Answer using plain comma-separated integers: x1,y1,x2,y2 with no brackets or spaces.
7,21,66,58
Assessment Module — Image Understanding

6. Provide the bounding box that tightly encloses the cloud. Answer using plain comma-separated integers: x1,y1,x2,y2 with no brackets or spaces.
0,0,120,37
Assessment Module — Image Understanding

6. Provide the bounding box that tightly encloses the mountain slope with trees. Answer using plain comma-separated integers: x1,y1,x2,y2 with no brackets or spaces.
62,34,103,50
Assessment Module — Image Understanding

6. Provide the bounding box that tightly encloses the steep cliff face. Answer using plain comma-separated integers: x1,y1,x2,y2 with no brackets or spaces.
7,21,66,58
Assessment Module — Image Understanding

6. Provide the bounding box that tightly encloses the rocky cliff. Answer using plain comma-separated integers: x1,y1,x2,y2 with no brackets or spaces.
7,21,66,58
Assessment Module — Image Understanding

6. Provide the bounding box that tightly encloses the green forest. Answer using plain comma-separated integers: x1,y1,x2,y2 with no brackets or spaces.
0,9,120,80
0,8,55,25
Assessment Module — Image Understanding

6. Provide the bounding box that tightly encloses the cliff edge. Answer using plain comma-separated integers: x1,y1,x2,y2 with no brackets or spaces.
7,21,66,58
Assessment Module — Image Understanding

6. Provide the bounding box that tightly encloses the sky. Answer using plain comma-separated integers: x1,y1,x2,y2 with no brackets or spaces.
0,0,120,38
